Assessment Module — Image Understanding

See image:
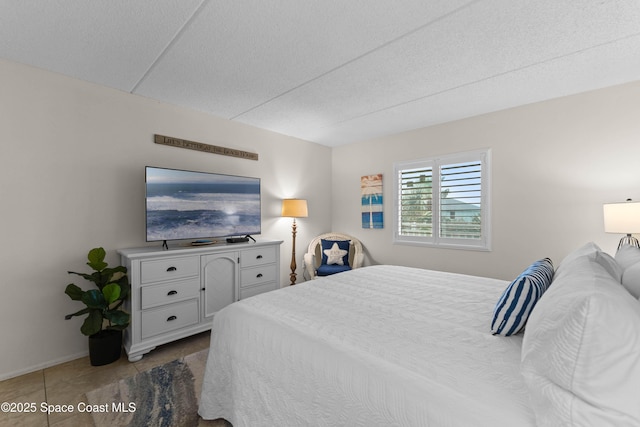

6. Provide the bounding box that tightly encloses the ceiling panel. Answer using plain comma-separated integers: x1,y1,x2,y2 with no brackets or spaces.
1,0,639,146
133,0,474,118
236,0,640,143
0,0,205,90
298,33,640,145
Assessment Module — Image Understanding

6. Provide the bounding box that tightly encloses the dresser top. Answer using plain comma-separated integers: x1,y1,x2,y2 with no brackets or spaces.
118,239,283,259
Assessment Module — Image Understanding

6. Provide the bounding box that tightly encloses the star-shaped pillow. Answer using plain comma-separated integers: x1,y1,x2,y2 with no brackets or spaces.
321,239,350,266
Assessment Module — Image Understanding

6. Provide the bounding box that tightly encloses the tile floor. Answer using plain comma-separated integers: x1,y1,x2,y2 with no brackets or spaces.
0,332,228,427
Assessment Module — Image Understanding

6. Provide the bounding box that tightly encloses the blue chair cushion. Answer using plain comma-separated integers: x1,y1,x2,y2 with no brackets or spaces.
317,264,352,276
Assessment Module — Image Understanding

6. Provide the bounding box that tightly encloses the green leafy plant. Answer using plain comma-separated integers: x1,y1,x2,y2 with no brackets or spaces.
64,247,130,336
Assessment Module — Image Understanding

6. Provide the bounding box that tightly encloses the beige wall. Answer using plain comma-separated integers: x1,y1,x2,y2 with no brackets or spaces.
332,81,640,280
0,59,332,380
3,56,640,380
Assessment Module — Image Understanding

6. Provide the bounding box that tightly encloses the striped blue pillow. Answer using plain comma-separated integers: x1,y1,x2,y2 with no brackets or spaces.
491,258,554,336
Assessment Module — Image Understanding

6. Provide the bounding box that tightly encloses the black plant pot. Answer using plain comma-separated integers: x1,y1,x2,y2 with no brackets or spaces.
88,329,122,366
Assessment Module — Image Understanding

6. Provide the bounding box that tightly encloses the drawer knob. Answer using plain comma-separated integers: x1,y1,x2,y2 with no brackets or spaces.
256,273,263,278
256,255,263,259
167,315,177,322
166,266,177,272
167,290,178,296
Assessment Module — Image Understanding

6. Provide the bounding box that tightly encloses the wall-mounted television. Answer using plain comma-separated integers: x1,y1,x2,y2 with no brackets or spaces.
145,166,261,242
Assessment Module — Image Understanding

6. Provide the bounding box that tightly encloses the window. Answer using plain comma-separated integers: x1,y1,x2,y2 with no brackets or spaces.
393,149,491,250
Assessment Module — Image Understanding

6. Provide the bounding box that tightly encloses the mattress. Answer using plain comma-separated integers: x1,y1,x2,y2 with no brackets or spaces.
199,265,536,426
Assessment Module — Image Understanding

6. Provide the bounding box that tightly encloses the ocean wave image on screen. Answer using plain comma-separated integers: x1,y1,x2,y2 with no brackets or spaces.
145,177,261,240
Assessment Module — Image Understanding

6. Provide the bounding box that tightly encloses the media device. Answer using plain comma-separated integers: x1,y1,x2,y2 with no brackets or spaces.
226,236,250,244
145,166,261,243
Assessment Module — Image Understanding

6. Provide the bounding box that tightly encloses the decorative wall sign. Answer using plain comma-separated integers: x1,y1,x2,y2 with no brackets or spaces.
361,174,383,229
154,134,259,161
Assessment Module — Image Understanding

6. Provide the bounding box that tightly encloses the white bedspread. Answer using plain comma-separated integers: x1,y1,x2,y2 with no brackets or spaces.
199,265,536,426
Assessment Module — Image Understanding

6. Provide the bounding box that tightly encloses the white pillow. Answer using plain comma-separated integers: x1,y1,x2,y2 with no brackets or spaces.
616,244,640,298
595,250,623,282
615,244,640,270
554,242,622,283
622,262,640,298
555,241,600,272
521,253,640,426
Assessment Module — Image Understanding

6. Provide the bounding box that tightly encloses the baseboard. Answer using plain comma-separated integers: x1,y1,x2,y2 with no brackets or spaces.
0,350,89,382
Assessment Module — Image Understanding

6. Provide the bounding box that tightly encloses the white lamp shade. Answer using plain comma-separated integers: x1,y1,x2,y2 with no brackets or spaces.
603,201,640,233
281,199,308,218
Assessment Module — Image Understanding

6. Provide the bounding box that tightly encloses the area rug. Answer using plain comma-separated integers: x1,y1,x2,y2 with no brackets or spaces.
86,349,208,427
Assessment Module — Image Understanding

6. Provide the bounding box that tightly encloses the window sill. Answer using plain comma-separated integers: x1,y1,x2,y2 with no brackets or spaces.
393,237,491,252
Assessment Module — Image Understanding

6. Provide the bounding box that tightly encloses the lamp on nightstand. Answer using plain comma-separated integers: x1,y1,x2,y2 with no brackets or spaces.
603,199,640,249
281,199,308,285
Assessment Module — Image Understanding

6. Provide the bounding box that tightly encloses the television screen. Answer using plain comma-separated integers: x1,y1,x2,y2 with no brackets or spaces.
145,166,261,242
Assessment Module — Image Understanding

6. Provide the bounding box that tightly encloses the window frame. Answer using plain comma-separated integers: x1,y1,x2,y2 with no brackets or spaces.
393,148,491,251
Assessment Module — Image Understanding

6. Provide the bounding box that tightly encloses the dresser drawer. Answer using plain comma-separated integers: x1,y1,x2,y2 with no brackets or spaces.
240,282,278,300
140,256,199,284
241,264,277,287
141,299,199,339
140,278,200,309
240,247,277,268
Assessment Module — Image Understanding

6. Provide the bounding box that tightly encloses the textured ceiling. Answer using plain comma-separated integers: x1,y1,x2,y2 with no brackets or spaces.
2,0,640,147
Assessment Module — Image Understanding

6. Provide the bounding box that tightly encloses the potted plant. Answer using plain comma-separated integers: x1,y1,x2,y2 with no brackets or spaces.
64,247,130,366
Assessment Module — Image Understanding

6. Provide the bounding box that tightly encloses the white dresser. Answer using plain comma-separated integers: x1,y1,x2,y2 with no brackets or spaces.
118,240,282,361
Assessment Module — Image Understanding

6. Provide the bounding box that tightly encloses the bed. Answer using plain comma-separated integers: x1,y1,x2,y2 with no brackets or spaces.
199,243,640,426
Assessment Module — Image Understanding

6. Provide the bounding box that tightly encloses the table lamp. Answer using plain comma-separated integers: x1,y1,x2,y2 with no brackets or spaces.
603,199,640,249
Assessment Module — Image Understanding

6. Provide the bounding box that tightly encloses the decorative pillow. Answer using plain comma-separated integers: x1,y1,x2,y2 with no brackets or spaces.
521,250,640,426
491,258,554,336
320,239,350,266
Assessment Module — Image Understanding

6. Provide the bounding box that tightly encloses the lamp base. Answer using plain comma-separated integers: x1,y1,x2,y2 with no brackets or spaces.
618,234,640,250
289,218,298,286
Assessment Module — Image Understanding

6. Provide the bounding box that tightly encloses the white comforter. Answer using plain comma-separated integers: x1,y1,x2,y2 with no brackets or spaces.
199,265,536,426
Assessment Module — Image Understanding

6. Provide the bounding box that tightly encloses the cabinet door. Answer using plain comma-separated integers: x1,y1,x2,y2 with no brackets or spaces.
201,252,237,320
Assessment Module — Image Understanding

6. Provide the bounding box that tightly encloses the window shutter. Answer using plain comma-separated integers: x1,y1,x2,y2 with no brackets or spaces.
398,167,433,237
439,161,482,239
